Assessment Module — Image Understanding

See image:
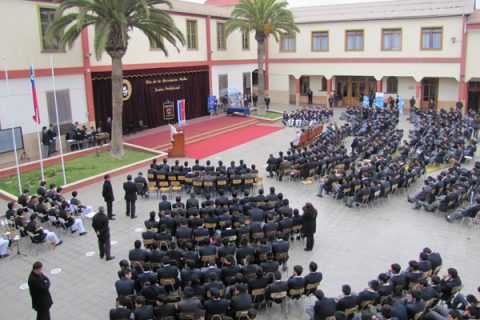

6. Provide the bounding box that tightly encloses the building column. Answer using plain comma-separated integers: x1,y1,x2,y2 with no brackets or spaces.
265,39,270,92
326,78,332,96
376,78,382,92
416,81,422,102
296,78,301,107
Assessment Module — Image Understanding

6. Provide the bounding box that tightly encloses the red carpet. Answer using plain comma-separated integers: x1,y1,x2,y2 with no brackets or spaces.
185,125,283,159
125,116,256,149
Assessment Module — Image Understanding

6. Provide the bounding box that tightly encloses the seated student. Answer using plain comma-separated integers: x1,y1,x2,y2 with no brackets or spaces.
229,283,253,318
115,269,135,296
304,261,323,288
69,191,94,218
133,295,154,320
144,211,159,230
128,240,149,263
446,196,480,222
336,284,358,316
58,206,87,236
26,213,63,248
134,172,148,198
109,297,133,320
204,287,230,320
267,271,288,302
307,289,337,320
288,265,306,298
405,290,425,320
357,280,380,306
154,294,177,320
177,287,203,315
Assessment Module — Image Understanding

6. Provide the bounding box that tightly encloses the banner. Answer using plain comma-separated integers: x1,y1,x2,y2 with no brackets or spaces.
163,100,174,120
375,92,384,109
208,95,217,113
177,99,186,127
30,64,41,124
362,95,369,107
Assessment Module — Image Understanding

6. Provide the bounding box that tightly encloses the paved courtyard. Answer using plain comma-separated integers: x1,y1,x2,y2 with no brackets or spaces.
0,106,479,320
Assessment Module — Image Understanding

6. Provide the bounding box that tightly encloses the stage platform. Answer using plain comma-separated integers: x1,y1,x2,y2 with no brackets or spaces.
125,114,260,152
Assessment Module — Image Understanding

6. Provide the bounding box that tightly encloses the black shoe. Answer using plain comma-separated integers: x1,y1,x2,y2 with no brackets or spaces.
106,256,115,261
56,240,63,246
111,214,116,217
304,248,312,251
79,232,87,236
317,194,323,198
131,216,137,219
109,217,116,220
71,230,77,234
100,255,105,259
445,215,452,223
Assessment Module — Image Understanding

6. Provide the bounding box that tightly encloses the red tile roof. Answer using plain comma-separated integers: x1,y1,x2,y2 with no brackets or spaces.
205,0,240,6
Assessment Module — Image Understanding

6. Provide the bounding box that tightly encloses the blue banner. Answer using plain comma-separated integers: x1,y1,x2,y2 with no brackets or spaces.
208,95,217,113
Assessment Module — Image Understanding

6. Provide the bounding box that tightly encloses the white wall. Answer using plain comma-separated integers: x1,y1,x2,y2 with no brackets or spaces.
211,64,257,98
438,78,459,101
0,74,87,134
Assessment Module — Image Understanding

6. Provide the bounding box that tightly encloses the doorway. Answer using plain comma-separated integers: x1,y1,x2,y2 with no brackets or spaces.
421,78,438,109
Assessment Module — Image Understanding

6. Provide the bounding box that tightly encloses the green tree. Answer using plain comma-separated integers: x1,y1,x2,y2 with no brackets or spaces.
47,0,184,157
225,0,298,115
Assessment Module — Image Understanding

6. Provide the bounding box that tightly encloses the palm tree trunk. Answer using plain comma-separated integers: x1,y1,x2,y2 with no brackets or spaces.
256,37,266,115
110,56,125,158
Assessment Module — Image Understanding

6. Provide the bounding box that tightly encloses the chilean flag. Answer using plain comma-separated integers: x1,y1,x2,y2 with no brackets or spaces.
30,64,41,124
177,99,186,127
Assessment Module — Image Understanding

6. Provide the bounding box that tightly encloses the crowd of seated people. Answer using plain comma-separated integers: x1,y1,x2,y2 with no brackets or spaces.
4,185,95,248
282,106,333,127
266,122,353,182
407,108,476,166
406,162,479,218
65,121,109,151
110,190,320,320
306,247,479,320
146,158,262,197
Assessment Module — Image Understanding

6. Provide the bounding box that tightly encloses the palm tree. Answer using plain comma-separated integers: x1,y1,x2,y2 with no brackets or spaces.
47,0,185,157
225,0,298,115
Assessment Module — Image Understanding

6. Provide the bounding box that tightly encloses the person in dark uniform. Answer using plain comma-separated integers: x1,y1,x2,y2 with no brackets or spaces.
109,297,133,320
102,174,115,220
28,261,53,320
302,202,317,251
92,206,115,261
123,175,137,219
308,88,313,105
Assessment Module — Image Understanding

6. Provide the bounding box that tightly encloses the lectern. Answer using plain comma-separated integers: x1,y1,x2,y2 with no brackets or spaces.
169,132,185,157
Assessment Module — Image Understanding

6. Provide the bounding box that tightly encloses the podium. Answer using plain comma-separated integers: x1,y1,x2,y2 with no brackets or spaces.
168,132,185,157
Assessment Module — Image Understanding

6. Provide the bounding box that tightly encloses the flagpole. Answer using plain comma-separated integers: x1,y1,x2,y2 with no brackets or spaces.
3,56,22,194
30,60,45,181
50,56,66,185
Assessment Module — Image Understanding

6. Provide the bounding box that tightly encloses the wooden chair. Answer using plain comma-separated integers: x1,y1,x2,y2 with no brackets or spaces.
235,310,249,320
201,255,216,267
178,312,195,320
304,282,320,297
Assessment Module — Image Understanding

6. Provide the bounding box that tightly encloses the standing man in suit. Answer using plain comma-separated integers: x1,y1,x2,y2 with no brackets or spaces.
28,261,53,320
123,175,137,219
102,174,115,220
92,206,115,261
302,202,317,251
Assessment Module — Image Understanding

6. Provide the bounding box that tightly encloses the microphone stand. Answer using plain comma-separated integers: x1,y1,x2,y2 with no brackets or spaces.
9,218,27,260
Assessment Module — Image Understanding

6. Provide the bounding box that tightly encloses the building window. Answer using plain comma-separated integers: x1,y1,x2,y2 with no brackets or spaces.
241,28,250,50
217,22,226,50
345,30,364,51
39,6,61,52
312,31,329,51
46,90,72,133
386,77,398,94
321,77,328,91
421,27,442,50
382,28,401,50
280,33,296,52
186,20,198,49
